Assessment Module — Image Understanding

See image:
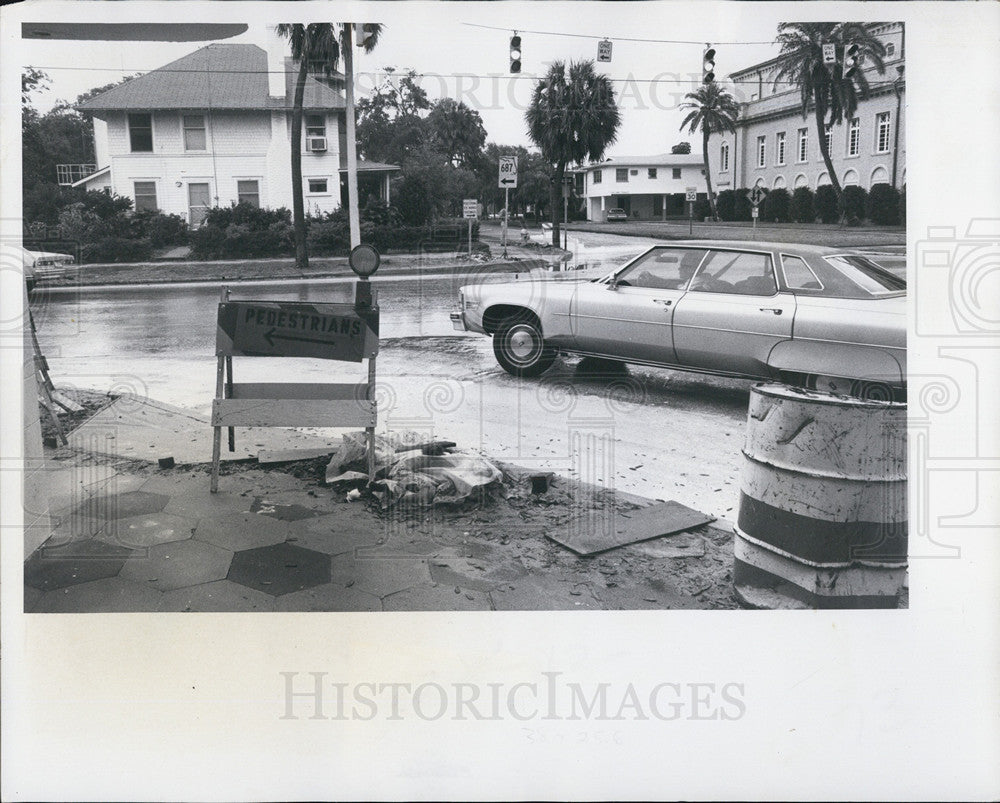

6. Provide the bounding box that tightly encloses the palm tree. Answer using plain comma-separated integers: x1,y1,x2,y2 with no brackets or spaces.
276,23,382,268
526,60,621,246
679,82,739,221
772,22,886,210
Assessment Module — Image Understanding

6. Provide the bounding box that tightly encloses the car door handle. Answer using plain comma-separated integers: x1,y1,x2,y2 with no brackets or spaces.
759,307,783,315
653,298,673,306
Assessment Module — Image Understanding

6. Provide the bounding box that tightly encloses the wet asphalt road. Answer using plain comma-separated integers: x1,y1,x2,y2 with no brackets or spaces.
30,231,904,521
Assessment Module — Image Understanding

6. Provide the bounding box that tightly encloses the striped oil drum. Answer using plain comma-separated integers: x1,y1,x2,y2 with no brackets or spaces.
733,384,907,609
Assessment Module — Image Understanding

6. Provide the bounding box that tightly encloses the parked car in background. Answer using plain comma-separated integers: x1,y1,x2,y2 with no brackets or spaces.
451,241,907,400
606,208,629,222
21,248,76,290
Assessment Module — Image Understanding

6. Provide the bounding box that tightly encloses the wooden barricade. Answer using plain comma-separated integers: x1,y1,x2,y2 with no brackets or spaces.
210,286,379,492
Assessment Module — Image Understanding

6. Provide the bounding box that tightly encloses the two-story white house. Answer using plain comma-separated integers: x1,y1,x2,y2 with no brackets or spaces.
573,153,709,222
73,30,398,225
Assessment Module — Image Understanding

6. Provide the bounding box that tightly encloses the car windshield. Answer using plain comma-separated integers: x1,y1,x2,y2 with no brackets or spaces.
823,255,906,295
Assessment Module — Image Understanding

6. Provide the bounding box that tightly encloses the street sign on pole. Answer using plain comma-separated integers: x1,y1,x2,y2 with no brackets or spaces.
685,187,698,202
597,39,612,62
823,43,837,65
498,155,518,189
463,199,478,218
747,186,767,207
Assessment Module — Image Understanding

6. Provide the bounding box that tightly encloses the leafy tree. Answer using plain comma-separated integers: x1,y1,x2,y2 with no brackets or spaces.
773,22,886,213
679,82,739,221
525,60,621,246
277,23,382,268
426,98,487,170
356,68,431,164
670,141,692,154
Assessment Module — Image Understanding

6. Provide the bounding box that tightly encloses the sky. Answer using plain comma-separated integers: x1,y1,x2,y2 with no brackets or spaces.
16,2,798,158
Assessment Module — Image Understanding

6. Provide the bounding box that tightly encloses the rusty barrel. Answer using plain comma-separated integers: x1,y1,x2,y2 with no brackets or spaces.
733,384,907,609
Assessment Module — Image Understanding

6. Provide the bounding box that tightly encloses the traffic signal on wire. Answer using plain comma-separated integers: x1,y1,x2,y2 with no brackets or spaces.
842,43,861,79
702,46,716,83
510,34,522,73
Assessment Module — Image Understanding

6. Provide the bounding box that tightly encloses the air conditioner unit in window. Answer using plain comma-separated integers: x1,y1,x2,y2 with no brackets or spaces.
307,136,327,152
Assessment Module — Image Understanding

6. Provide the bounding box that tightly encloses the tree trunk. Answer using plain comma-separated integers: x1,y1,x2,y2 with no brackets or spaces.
814,101,843,219
702,127,718,221
550,161,565,247
343,23,361,249
291,56,309,269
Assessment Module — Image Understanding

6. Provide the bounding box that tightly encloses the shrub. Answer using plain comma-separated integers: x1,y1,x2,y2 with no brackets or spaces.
392,175,433,226
190,203,294,259
733,188,753,222
899,185,906,226
760,188,791,222
815,185,839,223
790,187,815,223
716,190,737,222
80,237,153,264
866,184,901,226
130,210,189,248
842,185,867,224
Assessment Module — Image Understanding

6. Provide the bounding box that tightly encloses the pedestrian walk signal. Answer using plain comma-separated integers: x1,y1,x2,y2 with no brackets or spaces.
842,43,861,79
510,35,522,73
702,46,716,83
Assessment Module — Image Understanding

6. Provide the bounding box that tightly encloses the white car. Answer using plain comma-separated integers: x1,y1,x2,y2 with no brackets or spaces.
451,241,907,400
21,247,76,289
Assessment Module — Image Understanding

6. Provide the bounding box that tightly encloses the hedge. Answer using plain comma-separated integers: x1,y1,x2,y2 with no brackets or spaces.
842,185,868,224
760,188,791,223
716,190,736,222
815,185,839,223
790,187,815,223
866,184,901,226
80,237,153,263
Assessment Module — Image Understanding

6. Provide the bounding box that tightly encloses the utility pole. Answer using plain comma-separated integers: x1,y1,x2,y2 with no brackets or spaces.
343,23,361,249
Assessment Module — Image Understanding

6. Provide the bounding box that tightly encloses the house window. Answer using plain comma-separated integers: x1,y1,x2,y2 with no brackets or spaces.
308,178,328,194
824,124,833,156
648,168,657,179
775,132,786,165
305,114,326,151
797,128,808,162
183,114,206,151
593,169,602,184
133,181,157,212
886,43,895,57
848,118,860,156
128,113,153,152
672,168,681,179
876,112,892,153
757,135,766,168
720,142,730,172
616,168,629,182
237,180,260,207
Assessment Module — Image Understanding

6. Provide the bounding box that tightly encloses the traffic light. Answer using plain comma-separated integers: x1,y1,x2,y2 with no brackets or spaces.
842,43,861,79
510,34,522,73
702,46,716,83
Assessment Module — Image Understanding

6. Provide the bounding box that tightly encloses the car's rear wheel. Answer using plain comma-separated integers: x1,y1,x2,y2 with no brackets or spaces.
493,315,555,377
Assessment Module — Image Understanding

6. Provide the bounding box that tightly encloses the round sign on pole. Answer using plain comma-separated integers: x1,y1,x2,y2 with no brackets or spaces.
349,243,381,278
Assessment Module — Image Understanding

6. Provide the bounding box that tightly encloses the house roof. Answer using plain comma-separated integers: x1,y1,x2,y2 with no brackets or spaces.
76,43,345,112
340,161,402,173
70,165,110,188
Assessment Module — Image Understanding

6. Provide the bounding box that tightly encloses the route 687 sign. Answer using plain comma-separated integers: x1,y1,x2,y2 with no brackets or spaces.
498,155,518,188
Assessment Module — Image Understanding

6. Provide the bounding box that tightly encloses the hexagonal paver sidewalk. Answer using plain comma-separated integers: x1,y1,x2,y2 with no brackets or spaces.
119,540,234,592
158,580,275,612
99,512,196,550
31,577,164,613
24,539,137,592
227,542,331,596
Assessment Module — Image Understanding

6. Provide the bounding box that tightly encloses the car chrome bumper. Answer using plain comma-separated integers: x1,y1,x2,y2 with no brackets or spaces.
450,311,466,331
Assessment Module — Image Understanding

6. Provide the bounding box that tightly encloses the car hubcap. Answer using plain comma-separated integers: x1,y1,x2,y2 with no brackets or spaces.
507,325,539,364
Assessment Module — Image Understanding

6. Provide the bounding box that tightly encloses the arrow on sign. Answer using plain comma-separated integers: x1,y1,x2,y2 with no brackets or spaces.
264,328,343,348
500,177,516,186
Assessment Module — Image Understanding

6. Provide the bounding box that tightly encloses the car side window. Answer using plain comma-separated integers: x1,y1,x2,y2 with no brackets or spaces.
616,248,706,290
781,254,823,290
690,250,777,295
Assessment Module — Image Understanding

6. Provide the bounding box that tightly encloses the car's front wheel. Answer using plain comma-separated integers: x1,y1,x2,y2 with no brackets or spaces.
493,315,555,377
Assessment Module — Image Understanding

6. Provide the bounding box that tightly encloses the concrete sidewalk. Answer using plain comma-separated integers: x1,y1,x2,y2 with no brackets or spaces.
25,396,738,612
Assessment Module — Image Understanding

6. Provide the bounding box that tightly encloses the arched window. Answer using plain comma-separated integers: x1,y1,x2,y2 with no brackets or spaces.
772,176,786,190
794,174,808,189
843,169,859,186
817,172,831,187
870,166,890,186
